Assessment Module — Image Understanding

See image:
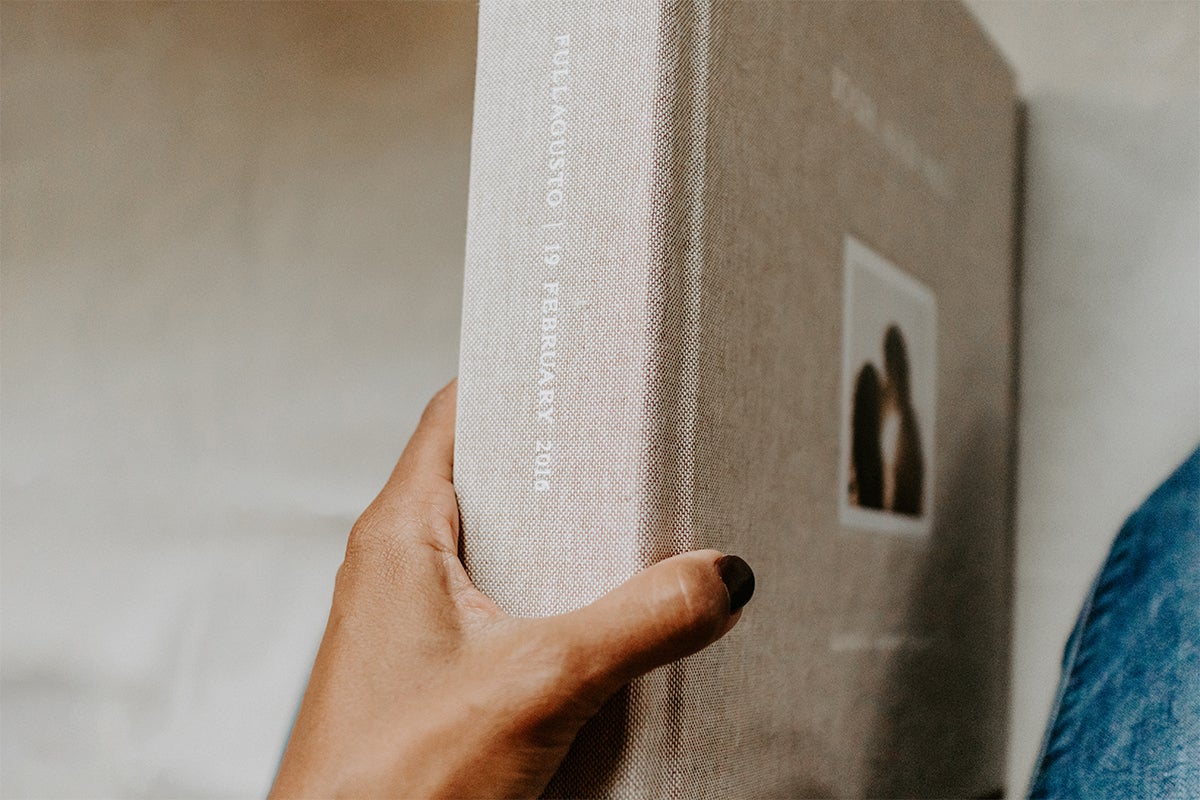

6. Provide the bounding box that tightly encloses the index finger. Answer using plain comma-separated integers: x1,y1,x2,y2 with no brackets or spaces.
359,378,461,558
390,377,458,488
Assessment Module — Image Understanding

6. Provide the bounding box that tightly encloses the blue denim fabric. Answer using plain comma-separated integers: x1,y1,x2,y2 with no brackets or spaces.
1029,446,1200,799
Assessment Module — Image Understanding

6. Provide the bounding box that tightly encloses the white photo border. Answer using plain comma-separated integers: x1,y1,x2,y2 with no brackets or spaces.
838,235,937,538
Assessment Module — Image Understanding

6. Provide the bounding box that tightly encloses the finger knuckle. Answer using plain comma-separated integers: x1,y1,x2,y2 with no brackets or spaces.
670,560,725,638
343,506,416,582
345,507,385,558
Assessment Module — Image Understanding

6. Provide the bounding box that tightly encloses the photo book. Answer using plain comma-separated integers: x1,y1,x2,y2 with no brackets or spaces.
454,1,1020,796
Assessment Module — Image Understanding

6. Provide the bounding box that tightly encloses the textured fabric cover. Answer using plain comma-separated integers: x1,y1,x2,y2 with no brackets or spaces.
455,2,1018,796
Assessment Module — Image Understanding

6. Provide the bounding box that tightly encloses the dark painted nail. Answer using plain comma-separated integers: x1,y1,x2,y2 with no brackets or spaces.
716,555,755,613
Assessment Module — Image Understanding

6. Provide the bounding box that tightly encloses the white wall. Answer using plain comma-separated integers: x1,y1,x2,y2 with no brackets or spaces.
965,1,1200,795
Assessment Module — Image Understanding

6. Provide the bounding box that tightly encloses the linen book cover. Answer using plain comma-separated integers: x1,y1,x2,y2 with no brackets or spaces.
454,1,1019,797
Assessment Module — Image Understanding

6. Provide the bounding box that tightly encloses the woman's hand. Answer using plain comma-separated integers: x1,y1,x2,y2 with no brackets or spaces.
270,379,755,798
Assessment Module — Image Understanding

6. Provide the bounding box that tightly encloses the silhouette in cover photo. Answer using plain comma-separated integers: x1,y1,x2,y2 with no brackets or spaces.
848,324,924,516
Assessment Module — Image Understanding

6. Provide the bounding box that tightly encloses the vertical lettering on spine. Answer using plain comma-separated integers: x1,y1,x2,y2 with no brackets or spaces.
533,34,570,493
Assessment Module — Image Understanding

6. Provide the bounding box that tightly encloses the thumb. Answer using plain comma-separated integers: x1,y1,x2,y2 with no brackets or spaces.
543,550,755,702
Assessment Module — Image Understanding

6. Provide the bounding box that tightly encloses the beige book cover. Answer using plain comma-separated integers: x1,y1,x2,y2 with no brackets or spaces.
455,1,1019,796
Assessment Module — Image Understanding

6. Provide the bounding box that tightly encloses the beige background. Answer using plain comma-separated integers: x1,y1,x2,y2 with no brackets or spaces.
2,3,476,795
2,2,1197,797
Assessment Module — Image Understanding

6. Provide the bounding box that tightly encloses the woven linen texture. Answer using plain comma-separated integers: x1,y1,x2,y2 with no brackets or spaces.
455,1,1018,796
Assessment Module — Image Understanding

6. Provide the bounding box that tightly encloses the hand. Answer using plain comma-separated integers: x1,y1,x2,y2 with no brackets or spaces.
269,379,755,798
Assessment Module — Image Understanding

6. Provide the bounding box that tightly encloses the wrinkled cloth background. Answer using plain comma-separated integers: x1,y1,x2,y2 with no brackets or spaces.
2,2,1196,797
2,5,475,795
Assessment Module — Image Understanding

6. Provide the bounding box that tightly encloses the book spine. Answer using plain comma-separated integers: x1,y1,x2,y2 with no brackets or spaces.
456,0,704,616
454,1,711,794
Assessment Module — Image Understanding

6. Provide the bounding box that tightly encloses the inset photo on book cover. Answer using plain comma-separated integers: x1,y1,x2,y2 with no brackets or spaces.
839,236,937,537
